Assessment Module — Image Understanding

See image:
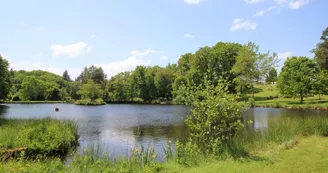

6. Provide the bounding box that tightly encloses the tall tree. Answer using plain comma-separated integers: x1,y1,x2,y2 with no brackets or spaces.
277,56,317,103
314,27,328,70
62,70,72,81
77,80,102,101
0,55,11,100
265,68,278,84
232,42,278,98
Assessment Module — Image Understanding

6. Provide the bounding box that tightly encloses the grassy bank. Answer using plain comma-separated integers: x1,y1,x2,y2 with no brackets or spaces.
250,84,328,110
74,98,106,105
4,101,66,104
0,118,78,159
1,114,328,172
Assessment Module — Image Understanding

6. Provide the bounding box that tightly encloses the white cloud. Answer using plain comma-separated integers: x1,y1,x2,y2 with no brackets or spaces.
278,52,293,60
184,33,195,38
51,42,91,57
93,57,151,78
288,0,309,9
89,34,96,39
231,18,257,31
160,56,168,60
92,48,157,78
244,0,265,4
256,6,277,16
184,0,206,5
130,49,157,57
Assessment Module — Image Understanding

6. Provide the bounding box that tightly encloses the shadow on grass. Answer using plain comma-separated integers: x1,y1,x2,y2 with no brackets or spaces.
220,142,271,163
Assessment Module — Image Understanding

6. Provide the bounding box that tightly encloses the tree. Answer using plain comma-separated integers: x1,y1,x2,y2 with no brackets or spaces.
154,67,175,101
20,76,48,100
0,55,11,100
232,42,278,98
265,68,278,84
312,70,328,100
184,80,247,153
314,27,328,70
77,80,102,101
277,56,317,103
62,70,72,81
76,66,106,85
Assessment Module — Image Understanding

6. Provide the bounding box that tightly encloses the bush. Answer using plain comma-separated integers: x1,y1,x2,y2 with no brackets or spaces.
248,98,255,107
184,81,248,154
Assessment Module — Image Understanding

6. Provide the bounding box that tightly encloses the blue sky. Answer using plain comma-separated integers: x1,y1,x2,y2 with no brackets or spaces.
1,0,327,78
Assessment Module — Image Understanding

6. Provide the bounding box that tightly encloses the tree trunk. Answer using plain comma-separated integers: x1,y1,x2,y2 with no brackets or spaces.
251,84,255,99
300,92,304,104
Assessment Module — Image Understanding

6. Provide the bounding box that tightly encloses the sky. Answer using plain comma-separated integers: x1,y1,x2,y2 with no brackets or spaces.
1,0,327,78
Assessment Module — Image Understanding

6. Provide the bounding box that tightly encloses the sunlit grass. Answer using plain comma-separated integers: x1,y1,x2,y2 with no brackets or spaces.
0,118,78,158
250,84,328,109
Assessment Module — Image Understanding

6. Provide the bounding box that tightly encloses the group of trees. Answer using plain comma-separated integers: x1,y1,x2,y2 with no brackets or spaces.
0,42,279,103
1,26,327,103
277,27,328,103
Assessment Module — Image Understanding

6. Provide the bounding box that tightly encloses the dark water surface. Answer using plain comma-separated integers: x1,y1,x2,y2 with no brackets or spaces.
0,104,327,159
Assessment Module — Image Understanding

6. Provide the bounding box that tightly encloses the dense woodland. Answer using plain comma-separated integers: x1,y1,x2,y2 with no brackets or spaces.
0,26,328,104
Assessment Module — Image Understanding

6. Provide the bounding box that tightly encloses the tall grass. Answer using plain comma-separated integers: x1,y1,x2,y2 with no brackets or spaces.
231,115,328,152
0,118,78,159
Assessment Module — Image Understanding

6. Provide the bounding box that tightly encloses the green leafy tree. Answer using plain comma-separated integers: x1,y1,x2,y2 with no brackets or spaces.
277,56,317,103
131,66,149,101
107,72,133,102
314,27,328,70
62,70,72,81
20,76,48,100
312,70,328,100
77,80,102,101
265,68,278,84
184,80,247,153
232,42,278,98
0,55,11,100
154,67,175,101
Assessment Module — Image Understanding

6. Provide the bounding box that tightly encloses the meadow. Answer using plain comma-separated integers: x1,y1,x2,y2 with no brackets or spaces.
250,84,328,110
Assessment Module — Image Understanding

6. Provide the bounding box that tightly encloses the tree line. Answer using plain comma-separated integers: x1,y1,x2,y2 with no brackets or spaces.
0,26,327,104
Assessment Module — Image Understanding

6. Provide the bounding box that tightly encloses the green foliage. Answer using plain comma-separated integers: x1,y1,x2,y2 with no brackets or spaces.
0,118,78,154
232,42,278,98
175,141,202,167
277,56,317,103
62,70,72,81
77,80,103,101
184,81,248,154
265,68,277,84
312,69,328,99
76,66,106,85
314,26,328,70
0,55,11,100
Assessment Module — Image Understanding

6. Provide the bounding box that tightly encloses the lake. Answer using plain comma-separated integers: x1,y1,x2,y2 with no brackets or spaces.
0,104,328,159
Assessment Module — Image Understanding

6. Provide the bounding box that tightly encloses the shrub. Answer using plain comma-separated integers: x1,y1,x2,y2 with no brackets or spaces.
184,80,248,154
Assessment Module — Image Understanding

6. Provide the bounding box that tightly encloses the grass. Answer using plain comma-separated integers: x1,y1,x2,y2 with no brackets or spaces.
4,101,66,104
74,98,106,105
249,84,328,110
0,118,78,159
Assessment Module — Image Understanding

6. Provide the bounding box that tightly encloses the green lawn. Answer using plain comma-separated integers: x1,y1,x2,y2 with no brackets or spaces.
250,84,328,109
162,136,328,173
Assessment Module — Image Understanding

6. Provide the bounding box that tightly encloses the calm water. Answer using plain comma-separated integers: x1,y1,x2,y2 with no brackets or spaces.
0,104,328,159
